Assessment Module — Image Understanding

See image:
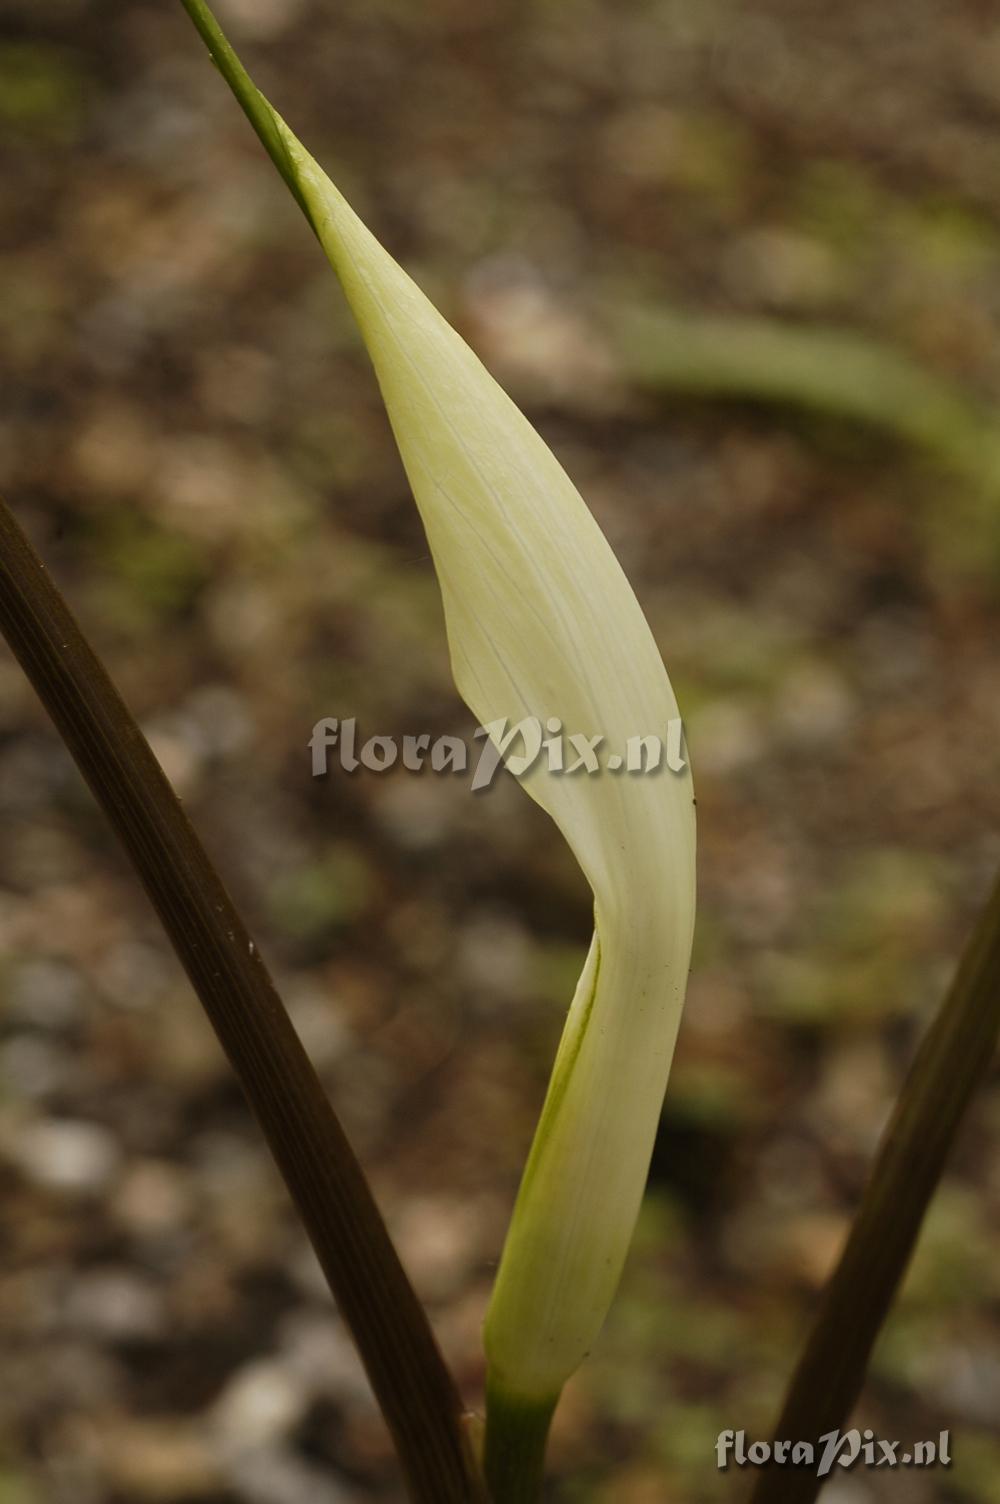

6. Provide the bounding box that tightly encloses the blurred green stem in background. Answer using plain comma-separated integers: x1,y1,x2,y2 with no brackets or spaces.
615,303,1000,488
0,493,486,1504
750,867,1000,1504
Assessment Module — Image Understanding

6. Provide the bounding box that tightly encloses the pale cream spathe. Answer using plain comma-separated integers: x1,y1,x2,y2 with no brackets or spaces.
248,100,695,1402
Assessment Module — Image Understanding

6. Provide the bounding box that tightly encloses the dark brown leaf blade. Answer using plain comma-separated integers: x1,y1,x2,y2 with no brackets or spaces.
0,494,485,1504
750,869,1000,1504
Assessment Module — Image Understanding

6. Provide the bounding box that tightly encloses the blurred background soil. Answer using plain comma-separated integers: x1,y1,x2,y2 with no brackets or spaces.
2,1,1000,1500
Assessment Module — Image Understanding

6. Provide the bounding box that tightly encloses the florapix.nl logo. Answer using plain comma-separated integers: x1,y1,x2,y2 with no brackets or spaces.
309,715,689,792
716,1429,952,1478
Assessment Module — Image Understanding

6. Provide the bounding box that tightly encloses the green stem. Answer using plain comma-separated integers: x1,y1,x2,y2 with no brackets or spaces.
179,0,314,228
749,868,1000,1504
0,495,485,1504
483,1377,557,1503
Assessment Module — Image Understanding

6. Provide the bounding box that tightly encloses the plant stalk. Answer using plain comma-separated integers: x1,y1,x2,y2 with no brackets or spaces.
0,495,485,1504
179,0,316,228
483,1379,557,1504
750,868,1000,1504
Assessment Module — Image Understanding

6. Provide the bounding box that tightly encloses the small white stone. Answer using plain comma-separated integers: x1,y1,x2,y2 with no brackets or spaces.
210,1360,308,1448
8,1118,121,1194
65,1267,165,1341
